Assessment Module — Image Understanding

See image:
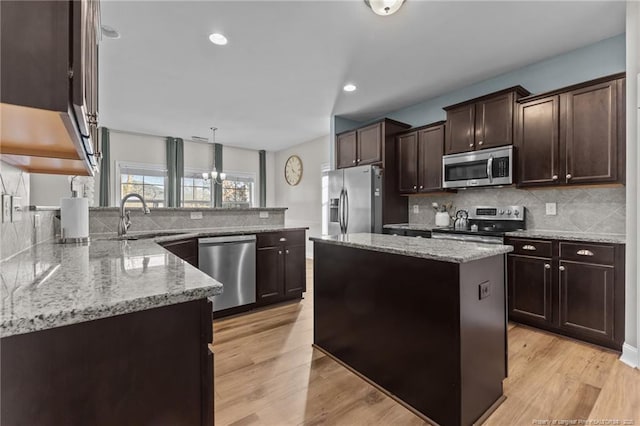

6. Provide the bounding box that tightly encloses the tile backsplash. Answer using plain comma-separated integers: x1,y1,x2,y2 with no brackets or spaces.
408,186,625,234
0,163,57,260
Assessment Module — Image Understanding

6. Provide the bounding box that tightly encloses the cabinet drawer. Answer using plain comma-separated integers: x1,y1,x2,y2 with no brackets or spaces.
507,238,552,257
257,230,305,248
559,242,615,265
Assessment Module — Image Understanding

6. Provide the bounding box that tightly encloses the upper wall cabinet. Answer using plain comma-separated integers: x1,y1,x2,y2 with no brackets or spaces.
397,122,445,194
335,119,410,169
444,86,530,155
0,0,100,176
515,73,625,187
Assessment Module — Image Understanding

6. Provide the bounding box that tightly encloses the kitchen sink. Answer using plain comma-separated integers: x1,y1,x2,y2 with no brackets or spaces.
101,231,186,241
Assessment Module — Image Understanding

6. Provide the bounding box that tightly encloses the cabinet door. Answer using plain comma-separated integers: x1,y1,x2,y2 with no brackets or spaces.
558,261,615,341
445,104,475,154
336,131,357,169
418,125,444,192
475,92,514,150
284,244,306,294
507,255,553,326
397,132,418,193
357,122,383,165
563,80,618,184
256,246,284,303
516,96,560,186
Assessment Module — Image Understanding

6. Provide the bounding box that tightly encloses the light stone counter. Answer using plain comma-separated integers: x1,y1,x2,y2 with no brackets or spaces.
310,233,512,263
505,230,625,244
0,239,223,338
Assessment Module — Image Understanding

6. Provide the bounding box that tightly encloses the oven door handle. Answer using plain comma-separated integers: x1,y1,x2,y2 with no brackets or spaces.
487,155,494,183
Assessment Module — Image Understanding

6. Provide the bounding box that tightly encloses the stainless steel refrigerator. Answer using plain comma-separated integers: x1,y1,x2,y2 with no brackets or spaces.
326,165,383,235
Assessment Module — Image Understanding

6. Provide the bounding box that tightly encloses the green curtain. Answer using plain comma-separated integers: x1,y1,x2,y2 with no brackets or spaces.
98,127,110,206
175,138,184,207
213,143,223,207
166,137,185,207
259,150,266,207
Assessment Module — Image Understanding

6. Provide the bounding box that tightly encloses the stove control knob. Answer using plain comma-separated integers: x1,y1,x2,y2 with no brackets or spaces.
499,210,505,215
514,209,520,216
506,209,512,215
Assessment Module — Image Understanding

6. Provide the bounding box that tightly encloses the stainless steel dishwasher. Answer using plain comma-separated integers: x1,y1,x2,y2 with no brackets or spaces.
198,235,256,312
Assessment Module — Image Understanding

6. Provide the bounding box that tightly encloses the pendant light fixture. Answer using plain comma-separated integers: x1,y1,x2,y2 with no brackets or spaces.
201,127,226,183
364,0,405,16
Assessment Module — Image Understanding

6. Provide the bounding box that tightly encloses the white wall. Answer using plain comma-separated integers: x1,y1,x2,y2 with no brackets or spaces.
622,1,640,369
274,134,330,258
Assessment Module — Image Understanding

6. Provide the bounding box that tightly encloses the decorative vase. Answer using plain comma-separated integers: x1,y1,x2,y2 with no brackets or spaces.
435,212,450,228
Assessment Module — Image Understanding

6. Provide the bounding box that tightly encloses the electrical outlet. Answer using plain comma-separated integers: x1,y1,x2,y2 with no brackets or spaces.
34,214,41,229
412,205,419,214
190,211,203,220
479,281,491,300
11,197,22,222
545,202,557,216
259,211,269,219
1,195,11,223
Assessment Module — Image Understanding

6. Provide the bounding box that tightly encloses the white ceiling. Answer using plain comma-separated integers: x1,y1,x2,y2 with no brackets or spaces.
99,1,625,151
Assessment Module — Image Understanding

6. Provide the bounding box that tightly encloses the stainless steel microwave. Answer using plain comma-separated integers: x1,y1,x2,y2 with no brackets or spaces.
442,146,513,189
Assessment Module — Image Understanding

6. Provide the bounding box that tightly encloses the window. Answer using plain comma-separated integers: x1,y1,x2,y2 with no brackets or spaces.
118,162,167,208
221,173,255,208
182,172,212,207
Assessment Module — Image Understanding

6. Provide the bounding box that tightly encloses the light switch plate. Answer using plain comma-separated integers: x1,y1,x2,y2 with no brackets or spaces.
34,214,41,229
259,211,269,219
11,196,22,222
412,205,419,214
190,211,203,220
2,195,12,223
545,202,557,216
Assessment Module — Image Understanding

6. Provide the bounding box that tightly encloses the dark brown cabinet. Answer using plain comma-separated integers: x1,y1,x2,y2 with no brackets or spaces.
516,74,625,187
336,131,357,168
506,237,624,350
397,122,445,194
444,87,530,155
0,0,100,176
357,123,383,165
256,230,306,305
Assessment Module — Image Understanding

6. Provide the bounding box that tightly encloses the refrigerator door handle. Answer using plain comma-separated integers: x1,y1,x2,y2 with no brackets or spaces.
338,189,345,234
343,189,349,234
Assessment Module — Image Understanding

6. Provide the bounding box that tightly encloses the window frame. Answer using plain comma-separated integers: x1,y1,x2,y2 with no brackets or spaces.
115,161,168,207
181,168,214,208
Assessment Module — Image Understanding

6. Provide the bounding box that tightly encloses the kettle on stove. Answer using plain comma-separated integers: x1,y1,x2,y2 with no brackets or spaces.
454,210,469,230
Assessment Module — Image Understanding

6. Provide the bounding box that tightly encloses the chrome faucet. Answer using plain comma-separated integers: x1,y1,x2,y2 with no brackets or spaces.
118,193,150,236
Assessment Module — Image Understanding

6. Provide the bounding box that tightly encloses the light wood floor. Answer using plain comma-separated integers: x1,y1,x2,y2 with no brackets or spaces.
213,260,640,425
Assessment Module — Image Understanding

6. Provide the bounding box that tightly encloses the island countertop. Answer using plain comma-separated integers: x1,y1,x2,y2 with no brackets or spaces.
0,238,223,338
310,233,513,263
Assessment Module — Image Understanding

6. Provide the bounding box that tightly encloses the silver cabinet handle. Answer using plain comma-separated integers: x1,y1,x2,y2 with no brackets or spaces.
413,185,417,190
544,264,551,269
566,174,572,180
278,250,282,255
559,265,566,271
279,237,287,242
286,249,289,254
577,249,594,256
357,158,361,162
478,141,483,146
469,143,474,147
419,185,424,189
552,175,558,180
522,245,536,251
352,160,356,164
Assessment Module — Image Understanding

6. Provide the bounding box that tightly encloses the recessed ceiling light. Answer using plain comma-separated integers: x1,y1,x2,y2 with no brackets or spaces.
364,0,405,16
208,33,228,46
343,84,357,92
101,25,120,39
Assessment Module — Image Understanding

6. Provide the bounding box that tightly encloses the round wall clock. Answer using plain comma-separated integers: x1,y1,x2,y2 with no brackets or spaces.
284,155,303,186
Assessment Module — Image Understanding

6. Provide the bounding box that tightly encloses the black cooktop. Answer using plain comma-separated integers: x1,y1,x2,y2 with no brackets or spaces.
431,220,525,237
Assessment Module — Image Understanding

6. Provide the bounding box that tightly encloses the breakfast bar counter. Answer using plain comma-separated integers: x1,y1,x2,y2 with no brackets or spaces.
310,233,513,426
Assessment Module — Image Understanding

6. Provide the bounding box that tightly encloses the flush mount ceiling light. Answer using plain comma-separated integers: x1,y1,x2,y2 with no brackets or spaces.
343,83,357,92
364,0,405,16
101,25,120,39
208,33,228,45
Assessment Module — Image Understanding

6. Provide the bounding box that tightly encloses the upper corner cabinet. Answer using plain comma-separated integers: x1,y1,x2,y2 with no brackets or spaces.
335,118,411,169
0,0,100,176
443,86,530,155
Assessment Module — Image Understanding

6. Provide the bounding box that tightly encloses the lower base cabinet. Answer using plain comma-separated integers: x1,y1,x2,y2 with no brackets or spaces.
256,230,306,305
506,238,624,350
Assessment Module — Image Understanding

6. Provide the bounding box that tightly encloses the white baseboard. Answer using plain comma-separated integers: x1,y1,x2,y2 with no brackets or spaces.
620,343,639,368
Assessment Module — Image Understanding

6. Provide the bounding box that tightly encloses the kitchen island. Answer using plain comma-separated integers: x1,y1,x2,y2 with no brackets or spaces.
311,233,513,426
0,238,223,426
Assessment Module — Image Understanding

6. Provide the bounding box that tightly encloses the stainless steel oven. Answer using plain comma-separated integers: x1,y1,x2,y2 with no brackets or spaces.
442,146,513,189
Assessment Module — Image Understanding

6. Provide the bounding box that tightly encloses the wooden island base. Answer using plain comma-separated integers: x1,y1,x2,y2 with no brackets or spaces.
313,241,508,426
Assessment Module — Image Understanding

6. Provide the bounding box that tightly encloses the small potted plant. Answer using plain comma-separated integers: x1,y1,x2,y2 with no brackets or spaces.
432,202,453,227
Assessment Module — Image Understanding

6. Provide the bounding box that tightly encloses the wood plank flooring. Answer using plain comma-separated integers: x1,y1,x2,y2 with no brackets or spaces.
212,260,640,425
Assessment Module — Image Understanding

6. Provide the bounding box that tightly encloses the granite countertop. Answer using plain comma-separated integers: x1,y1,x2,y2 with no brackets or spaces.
310,233,512,264
505,230,625,244
383,223,440,232
0,239,223,338
93,226,309,243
